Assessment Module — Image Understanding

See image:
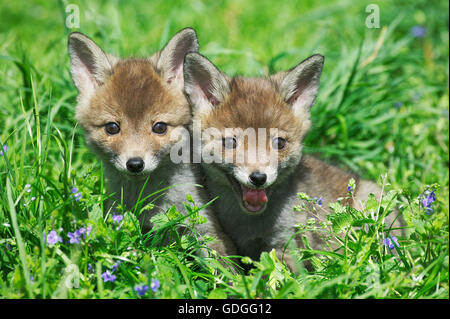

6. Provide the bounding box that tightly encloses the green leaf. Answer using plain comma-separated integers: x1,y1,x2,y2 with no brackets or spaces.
186,194,194,203
365,193,379,213
327,211,353,234
167,205,181,220
412,218,426,234
258,251,275,274
88,203,103,222
208,288,227,299
297,192,312,201
150,212,170,229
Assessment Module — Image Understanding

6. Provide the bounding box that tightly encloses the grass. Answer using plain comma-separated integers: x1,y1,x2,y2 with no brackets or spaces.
0,0,448,299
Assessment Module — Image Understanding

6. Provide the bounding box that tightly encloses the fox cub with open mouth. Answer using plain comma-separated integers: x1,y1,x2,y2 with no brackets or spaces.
184,52,402,270
68,29,235,256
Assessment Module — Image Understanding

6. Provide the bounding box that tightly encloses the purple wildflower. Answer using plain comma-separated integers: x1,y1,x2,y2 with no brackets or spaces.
75,228,85,238
74,192,82,201
317,197,323,206
87,264,94,274
46,230,62,246
112,214,123,224
86,225,92,237
384,236,399,250
71,187,82,201
420,190,436,214
111,261,121,272
135,284,149,296
67,232,80,244
312,196,324,206
101,270,116,283
411,25,427,38
150,279,160,292
67,225,92,243
0,144,8,156
347,186,353,192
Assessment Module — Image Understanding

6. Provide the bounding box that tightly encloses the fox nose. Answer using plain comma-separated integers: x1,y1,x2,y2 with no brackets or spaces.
126,157,144,173
249,171,267,187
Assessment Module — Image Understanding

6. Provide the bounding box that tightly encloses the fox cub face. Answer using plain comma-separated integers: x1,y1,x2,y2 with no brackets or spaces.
184,53,324,214
68,29,198,179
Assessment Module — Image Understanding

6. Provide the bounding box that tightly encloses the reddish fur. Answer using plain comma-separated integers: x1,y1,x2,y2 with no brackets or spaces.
76,59,191,157
197,77,310,165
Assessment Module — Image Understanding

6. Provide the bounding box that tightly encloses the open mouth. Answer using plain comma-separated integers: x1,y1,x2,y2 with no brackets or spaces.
242,186,268,213
227,176,269,215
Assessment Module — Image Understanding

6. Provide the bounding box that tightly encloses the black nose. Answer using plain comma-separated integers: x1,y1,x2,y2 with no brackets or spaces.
126,157,144,173
249,171,267,187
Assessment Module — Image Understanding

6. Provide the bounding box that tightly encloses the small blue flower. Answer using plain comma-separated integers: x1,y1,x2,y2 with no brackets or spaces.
101,270,116,283
74,192,82,201
112,214,123,224
46,230,62,246
420,189,436,215
150,279,160,292
312,196,324,206
86,225,92,237
87,264,94,274
347,186,353,192
411,25,427,38
67,232,80,244
111,261,121,272
384,236,399,250
135,284,149,296
75,228,85,238
67,225,92,244
317,197,323,206
0,144,8,156
70,187,82,201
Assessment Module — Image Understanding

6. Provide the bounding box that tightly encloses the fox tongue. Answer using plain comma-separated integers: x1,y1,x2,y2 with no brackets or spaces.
242,186,268,212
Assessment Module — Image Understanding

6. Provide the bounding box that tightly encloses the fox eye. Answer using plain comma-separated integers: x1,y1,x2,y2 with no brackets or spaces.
223,137,237,149
152,122,168,135
272,137,286,150
105,122,120,135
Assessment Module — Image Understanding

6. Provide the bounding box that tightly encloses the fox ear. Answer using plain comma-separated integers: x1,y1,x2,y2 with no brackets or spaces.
183,52,230,116
68,32,117,95
157,28,199,89
277,54,324,117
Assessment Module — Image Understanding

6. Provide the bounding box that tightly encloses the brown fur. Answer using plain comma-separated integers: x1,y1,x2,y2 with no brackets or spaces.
77,59,190,158
69,30,238,259
295,155,356,207
184,52,403,273
196,77,310,167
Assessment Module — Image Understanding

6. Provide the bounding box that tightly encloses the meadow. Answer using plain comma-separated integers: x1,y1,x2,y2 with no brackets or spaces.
0,0,448,299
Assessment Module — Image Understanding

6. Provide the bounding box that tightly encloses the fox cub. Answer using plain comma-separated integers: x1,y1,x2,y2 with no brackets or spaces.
68,29,235,256
183,52,401,270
